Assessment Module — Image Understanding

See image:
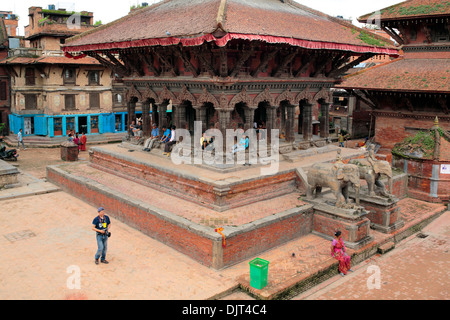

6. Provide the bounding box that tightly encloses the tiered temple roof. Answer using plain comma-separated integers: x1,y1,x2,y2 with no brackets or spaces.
63,0,398,56
338,58,450,92
359,0,450,22
339,0,450,94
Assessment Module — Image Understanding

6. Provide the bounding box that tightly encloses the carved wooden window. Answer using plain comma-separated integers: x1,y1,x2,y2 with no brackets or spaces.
88,71,100,85
63,68,76,85
0,81,6,100
24,94,37,110
25,67,35,85
89,93,100,109
64,94,76,110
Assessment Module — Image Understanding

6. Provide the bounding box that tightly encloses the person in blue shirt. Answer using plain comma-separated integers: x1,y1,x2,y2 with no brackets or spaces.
232,135,248,154
143,123,160,152
160,126,171,143
92,207,111,265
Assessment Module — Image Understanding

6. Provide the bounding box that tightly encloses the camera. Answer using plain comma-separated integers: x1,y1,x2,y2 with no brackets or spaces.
103,230,111,237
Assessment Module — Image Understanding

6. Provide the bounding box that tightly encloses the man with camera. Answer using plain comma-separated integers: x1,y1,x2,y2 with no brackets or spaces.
92,207,111,265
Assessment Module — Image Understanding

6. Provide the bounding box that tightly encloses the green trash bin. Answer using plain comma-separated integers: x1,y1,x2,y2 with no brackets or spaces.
249,258,269,290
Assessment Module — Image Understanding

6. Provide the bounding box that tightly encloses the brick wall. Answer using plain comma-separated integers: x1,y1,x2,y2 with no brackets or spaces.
47,165,316,269
90,149,298,211
392,156,450,203
374,115,450,152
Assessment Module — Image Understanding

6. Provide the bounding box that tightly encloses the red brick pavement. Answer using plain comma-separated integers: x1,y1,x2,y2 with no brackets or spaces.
293,211,450,300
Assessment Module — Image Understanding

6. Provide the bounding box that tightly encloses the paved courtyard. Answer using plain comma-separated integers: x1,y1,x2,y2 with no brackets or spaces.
0,146,448,301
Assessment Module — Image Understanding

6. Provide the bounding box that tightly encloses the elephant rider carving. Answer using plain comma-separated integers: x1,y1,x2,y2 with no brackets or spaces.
349,144,393,198
306,153,361,209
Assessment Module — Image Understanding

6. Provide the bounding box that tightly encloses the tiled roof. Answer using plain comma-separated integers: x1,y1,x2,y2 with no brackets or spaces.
337,58,450,93
359,0,450,22
0,55,101,65
63,0,397,55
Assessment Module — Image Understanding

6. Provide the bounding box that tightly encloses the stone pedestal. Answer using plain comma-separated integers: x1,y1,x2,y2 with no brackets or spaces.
352,194,404,234
60,142,78,161
310,199,373,249
0,159,19,188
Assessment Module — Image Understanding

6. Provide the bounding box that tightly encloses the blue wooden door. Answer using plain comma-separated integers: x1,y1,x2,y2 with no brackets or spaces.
34,116,48,136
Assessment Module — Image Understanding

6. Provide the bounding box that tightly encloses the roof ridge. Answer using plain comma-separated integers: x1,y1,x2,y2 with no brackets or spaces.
216,0,227,31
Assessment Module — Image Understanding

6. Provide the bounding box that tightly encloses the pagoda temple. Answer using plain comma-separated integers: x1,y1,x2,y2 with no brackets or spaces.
62,0,398,155
338,0,450,154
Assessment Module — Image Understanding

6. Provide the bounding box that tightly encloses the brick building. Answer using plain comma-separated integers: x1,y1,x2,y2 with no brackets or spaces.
0,6,119,138
338,0,450,154
0,17,10,135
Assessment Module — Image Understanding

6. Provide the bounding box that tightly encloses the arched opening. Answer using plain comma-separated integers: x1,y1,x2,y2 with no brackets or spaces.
184,101,196,133
205,103,216,130
230,102,246,130
254,102,267,127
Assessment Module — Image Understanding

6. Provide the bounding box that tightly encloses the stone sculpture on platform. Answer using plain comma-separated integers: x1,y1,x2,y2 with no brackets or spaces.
349,144,393,198
306,150,361,209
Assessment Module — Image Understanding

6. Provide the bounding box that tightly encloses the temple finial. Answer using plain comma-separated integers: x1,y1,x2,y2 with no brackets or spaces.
432,116,439,130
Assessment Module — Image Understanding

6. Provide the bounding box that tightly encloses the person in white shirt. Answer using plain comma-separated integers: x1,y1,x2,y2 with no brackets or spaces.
17,129,26,150
163,125,176,156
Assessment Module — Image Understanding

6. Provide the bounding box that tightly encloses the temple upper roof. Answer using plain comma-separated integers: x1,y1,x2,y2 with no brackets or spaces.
359,0,450,23
63,0,398,56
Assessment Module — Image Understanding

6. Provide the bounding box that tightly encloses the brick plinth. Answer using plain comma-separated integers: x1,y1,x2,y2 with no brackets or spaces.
47,164,314,269
89,147,298,211
392,156,450,204
358,196,404,233
310,202,373,249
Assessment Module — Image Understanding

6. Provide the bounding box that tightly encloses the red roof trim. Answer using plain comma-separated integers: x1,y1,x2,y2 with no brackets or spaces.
63,32,399,57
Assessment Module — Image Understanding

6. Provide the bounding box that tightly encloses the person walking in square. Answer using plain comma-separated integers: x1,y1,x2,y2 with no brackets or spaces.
92,207,111,265
17,129,26,150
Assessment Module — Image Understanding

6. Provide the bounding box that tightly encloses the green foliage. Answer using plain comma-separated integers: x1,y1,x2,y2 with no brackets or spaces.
392,130,438,159
0,123,5,134
357,30,387,47
38,17,54,26
380,2,450,17
41,9,91,17
94,20,102,26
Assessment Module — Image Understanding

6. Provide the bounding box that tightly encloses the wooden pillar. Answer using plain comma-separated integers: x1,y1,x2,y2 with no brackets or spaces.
244,107,255,131
159,101,168,128
151,103,159,128
194,105,207,132
177,103,187,130
142,101,151,136
285,104,296,142
265,104,277,143
127,100,136,133
302,102,313,141
320,102,330,139
218,108,231,153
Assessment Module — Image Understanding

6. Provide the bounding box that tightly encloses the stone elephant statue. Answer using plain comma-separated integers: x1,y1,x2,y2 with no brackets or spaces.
306,162,360,208
349,159,392,197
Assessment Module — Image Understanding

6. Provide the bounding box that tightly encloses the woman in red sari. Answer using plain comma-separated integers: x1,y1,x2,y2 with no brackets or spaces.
331,231,353,276
80,132,87,151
